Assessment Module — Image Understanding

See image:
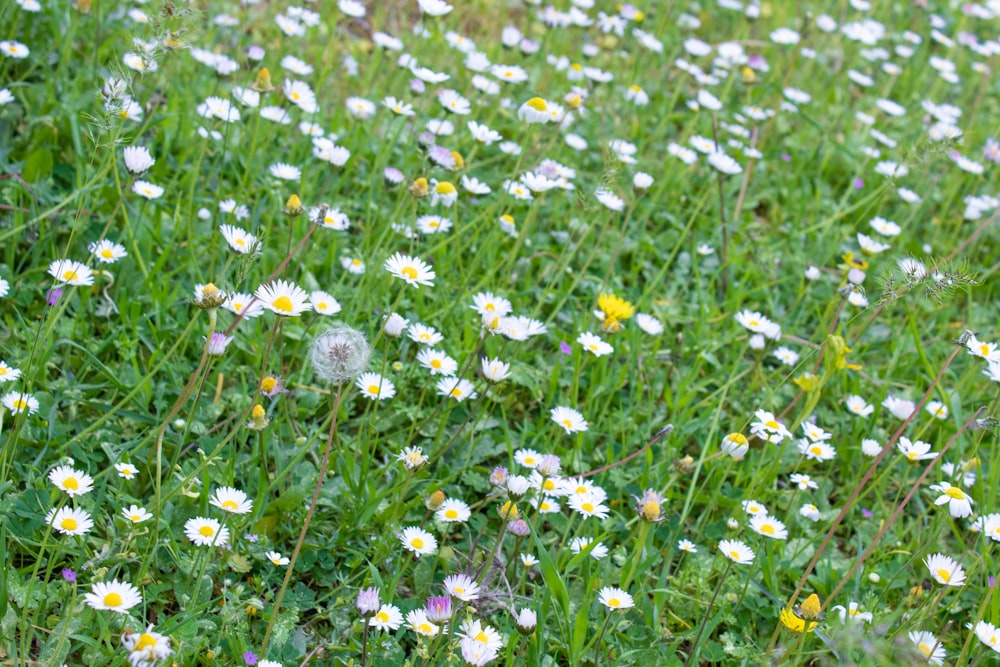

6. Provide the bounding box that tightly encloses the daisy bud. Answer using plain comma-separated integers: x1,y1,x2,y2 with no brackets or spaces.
450,151,465,170
356,587,380,616
499,501,519,521
384,312,409,337
741,66,756,83
194,283,226,310
206,332,233,357
536,455,561,477
507,519,530,536
284,194,304,216
634,489,666,522
727,518,740,530
425,596,452,623
748,333,766,350
310,326,371,384
633,172,654,192
409,177,429,198
507,475,530,497
514,608,537,635
384,167,405,186
253,67,273,92
247,404,268,430
847,267,866,285
425,490,445,510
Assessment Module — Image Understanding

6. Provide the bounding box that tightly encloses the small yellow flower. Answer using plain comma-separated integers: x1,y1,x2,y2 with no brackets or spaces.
425,490,445,510
499,501,519,520
285,194,304,216
450,152,465,170
409,177,429,198
253,68,273,92
780,607,818,634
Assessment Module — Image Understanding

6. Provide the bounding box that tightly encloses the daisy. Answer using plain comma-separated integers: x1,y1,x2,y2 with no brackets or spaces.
570,537,609,560
255,280,312,316
735,310,781,340
121,625,173,665
517,97,551,123
773,347,798,366
930,482,973,518
595,188,625,211
49,465,94,496
0,361,21,383
385,252,435,288
314,207,350,230
742,500,767,516
223,293,265,319
184,516,230,546
0,41,30,58
750,410,793,443
418,0,453,16
88,239,127,263
909,630,945,665
468,121,502,144
382,96,415,116
48,259,94,286
219,225,260,254
84,580,142,613
798,439,836,462
399,526,437,557
898,437,937,462
436,499,471,523
520,553,539,568
417,349,458,376
458,619,504,652
341,256,365,274
443,573,480,601
598,587,634,610
924,553,966,586
122,505,153,523
397,446,426,469
356,373,395,401
210,486,253,514
309,291,341,315
883,395,916,420
845,395,874,417
408,323,444,346
514,449,542,468
132,180,164,199
789,473,818,491
720,433,749,460
269,163,301,180
568,494,610,519
46,507,94,536
719,539,755,564
635,313,663,335
750,514,789,539
974,621,1000,654
437,377,477,402
264,551,290,566
550,406,588,434
123,146,155,173
577,332,613,356
3,391,39,415
678,539,698,553
966,334,1000,362
481,357,511,382
925,400,949,419
831,602,873,624
283,79,317,113
371,604,404,631
800,504,820,521
114,462,138,479
439,89,470,115
345,96,377,119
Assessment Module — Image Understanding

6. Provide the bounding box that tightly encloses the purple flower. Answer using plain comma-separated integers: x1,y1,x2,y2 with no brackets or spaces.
559,341,572,355
780,153,791,162
425,595,452,622
46,287,63,306
61,569,76,582
384,167,405,185
989,576,997,588
247,45,265,61
243,650,258,665
245,533,259,543
507,519,530,536
206,332,233,357
861,508,873,518
853,178,864,189
357,587,380,616
410,78,425,94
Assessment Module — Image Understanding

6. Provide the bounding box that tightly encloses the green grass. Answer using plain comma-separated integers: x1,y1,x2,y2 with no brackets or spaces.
1,0,999,665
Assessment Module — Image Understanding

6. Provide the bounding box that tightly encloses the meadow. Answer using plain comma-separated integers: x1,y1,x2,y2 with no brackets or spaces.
1,0,999,664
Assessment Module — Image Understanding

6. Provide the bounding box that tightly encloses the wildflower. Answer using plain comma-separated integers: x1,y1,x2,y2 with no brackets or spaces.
0,361,21,383
385,252,436,288
719,539,755,564
721,433,749,460
750,410,793,443
418,0,452,16
925,553,966,586
930,482,973,518
443,573,480,601
223,293,264,319
595,188,625,211
436,499,471,523
789,473,818,491
799,439,836,462
598,587,634,610
550,406,588,434
370,604,403,631
243,651,258,665
750,514,789,540
481,357,511,382
800,504,820,521
3,391,39,416
84,580,142,613
48,259,94,286
88,239,128,264
973,621,1000,654
308,291,341,316
577,332,613,356
735,310,781,340
635,313,663,335
966,334,1000,362
123,146,155,174
49,465,94,496
882,395,916,420
517,97,551,123
634,489,666,522
779,606,818,634
568,494,610,519
46,507,94,536
254,280,311,317
520,553,539,568
742,500,767,516
399,526,437,557
437,377,477,402
310,326,371,384
417,349,458,376
898,437,937,462
831,602,873,623
678,539,698,553
219,225,260,254
122,505,153,524
458,619,504,652
184,517,230,546
265,551,290,566
908,630,945,665
132,180,164,199
210,487,253,515
925,400,949,419
570,537,609,560
514,608,536,634
121,625,173,665
845,395,874,417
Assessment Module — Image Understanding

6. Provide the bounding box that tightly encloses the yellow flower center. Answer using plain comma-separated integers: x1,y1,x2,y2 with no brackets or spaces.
643,501,661,519
199,525,215,537
937,569,951,583
101,249,114,258
436,182,456,194
729,551,741,560
376,611,389,623
14,400,26,410
981,344,990,356
562,419,573,429
918,643,932,656
104,592,123,607
317,302,327,310
760,524,775,535
131,514,142,522
411,538,424,550
272,295,294,312
944,487,966,500
525,97,547,111
61,518,78,531
449,387,463,397
63,270,78,281
582,502,594,512
292,92,300,100
137,633,157,650
367,385,379,395
810,446,823,456
764,419,779,429
607,598,621,607
543,479,556,491
474,631,489,643
430,359,442,369
234,303,244,312
64,477,79,490
445,509,458,519
236,238,245,246
261,377,277,392
222,500,238,510
453,586,464,594
401,266,418,280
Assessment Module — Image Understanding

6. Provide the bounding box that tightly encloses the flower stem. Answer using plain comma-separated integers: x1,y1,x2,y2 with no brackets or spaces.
683,560,733,667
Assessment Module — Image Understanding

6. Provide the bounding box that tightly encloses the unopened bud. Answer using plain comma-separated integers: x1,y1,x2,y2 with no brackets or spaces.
253,67,273,92
285,194,304,216
425,490,445,510
409,177,429,198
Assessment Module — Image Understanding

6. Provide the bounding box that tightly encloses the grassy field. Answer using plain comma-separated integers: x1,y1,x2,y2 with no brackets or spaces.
1,0,1000,664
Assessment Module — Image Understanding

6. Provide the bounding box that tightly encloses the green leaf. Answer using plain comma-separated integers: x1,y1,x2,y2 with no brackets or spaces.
22,149,53,183
529,528,569,620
